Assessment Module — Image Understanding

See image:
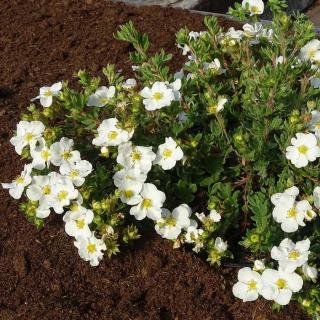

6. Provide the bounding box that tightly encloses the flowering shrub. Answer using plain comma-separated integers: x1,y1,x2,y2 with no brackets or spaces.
2,0,320,317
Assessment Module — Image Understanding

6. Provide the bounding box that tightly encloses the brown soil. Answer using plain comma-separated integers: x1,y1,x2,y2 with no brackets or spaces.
0,1,310,319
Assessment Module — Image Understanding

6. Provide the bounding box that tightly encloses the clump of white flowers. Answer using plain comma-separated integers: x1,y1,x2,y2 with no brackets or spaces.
233,238,312,305
271,186,316,233
2,119,102,265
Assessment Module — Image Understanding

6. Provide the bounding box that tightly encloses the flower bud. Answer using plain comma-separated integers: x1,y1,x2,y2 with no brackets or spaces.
307,100,316,110
42,108,54,118
250,234,260,243
302,300,311,308
100,146,109,158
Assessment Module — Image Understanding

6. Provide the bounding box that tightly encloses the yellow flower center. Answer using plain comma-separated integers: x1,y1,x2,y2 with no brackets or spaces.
163,149,173,158
42,185,51,195
15,176,25,184
107,130,118,140
24,132,34,142
306,210,314,219
62,150,72,160
251,5,260,13
99,97,108,104
131,150,142,161
76,219,85,229
316,122,320,129
248,280,257,291
153,92,163,101
87,243,97,253
308,50,316,59
70,169,79,178
208,104,218,114
41,149,51,160
44,89,52,97
58,190,68,201
276,278,287,289
298,145,308,155
142,198,152,209
289,249,300,260
287,207,297,218
166,216,177,227
123,190,134,199
70,203,79,212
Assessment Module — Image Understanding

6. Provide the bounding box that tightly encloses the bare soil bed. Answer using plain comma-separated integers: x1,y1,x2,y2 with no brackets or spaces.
0,1,310,319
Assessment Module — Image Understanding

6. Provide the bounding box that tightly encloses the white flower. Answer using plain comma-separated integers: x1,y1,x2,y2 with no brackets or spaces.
35,207,51,219
203,58,226,75
50,174,79,214
313,186,320,209
261,269,303,305
26,173,57,210
119,180,143,205
253,260,266,272
299,39,320,62
215,237,228,252
50,137,81,167
155,204,192,240
30,138,52,170
242,23,263,44
309,110,320,137
117,142,156,174
271,238,310,273
174,69,184,80
177,43,192,56
129,183,166,221
74,233,106,266
2,164,33,199
10,121,45,155
311,76,320,89
196,209,221,224
27,173,78,214
271,186,309,232
59,160,92,187
208,97,228,113
122,78,137,90
113,167,147,189
140,82,175,111
285,133,320,168
153,137,183,170
276,56,285,65
184,219,204,252
242,0,264,15
225,28,243,42
209,209,222,222
302,264,318,282
166,79,181,101
32,82,62,108
188,31,200,40
63,206,94,238
92,118,130,148
232,267,263,302
261,28,273,41
87,86,115,107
